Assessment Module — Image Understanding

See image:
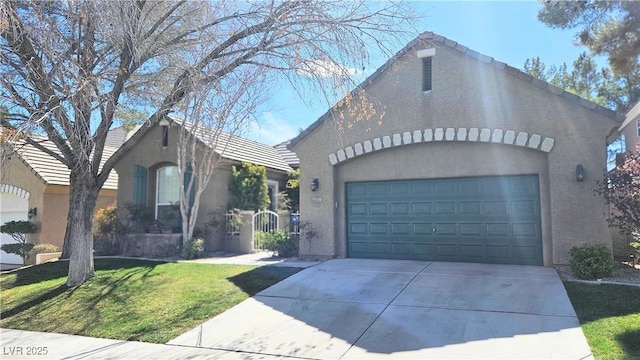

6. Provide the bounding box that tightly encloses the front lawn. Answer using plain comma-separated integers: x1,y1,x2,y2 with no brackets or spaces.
0,259,301,343
564,282,640,359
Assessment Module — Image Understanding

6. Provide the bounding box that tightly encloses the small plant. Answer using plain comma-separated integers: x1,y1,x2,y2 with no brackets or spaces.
182,238,205,259
31,243,59,254
124,203,154,233
261,229,298,258
0,220,38,264
94,204,127,255
569,244,615,280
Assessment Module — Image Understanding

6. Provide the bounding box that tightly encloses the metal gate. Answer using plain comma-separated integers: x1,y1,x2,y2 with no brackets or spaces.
253,210,279,251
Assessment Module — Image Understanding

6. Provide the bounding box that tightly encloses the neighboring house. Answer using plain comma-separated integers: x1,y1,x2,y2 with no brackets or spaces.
617,100,640,155
0,136,118,265
608,101,640,257
290,32,624,266
274,140,300,169
113,119,293,251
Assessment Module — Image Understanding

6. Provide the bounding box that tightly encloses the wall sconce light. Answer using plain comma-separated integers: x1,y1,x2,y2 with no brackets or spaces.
310,178,319,192
576,164,585,182
28,207,37,219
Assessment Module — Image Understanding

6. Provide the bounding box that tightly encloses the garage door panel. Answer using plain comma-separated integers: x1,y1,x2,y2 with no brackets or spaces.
512,201,538,216
436,223,456,235
512,223,538,237
413,223,432,235
369,184,388,197
390,203,409,215
392,243,413,255
459,179,482,194
459,201,482,215
486,223,509,236
436,244,458,258
370,223,388,234
369,203,387,215
390,183,410,196
413,203,432,214
346,176,543,265
485,201,508,216
460,223,482,236
349,203,367,215
391,223,410,235
350,223,368,234
370,242,391,254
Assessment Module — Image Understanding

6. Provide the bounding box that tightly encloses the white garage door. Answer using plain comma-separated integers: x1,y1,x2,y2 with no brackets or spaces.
1,189,29,265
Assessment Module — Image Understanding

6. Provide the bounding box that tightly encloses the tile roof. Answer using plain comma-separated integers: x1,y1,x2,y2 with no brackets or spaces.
148,118,293,173
9,135,119,190
289,31,625,148
274,140,300,168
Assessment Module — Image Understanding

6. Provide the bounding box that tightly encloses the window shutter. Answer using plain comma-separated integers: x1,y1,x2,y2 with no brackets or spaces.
184,163,195,207
422,57,432,91
133,165,148,205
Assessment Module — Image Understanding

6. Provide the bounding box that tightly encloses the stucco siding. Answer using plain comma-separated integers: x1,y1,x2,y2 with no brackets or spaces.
293,42,620,264
1,156,116,250
115,125,288,250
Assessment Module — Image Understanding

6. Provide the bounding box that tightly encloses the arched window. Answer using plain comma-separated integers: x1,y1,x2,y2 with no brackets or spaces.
156,165,180,221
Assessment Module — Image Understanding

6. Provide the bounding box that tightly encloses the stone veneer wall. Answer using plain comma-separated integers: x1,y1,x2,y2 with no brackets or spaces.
122,234,182,258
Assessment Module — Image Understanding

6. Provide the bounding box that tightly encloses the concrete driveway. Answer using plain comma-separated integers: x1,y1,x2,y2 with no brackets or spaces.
169,259,592,359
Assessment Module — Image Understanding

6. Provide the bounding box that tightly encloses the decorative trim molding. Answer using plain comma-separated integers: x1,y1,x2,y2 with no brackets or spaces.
327,127,556,166
0,184,30,200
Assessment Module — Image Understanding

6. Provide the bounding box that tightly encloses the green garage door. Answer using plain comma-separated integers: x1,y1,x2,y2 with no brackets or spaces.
346,175,542,265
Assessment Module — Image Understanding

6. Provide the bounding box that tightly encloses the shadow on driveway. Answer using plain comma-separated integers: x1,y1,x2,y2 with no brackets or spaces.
172,259,591,359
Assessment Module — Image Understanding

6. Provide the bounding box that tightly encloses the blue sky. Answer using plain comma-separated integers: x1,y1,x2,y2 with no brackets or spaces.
246,1,595,145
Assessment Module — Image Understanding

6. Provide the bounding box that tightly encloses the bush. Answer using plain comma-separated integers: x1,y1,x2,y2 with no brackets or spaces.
1,243,34,262
569,244,615,280
261,229,298,258
182,238,205,259
31,243,59,254
1,220,38,264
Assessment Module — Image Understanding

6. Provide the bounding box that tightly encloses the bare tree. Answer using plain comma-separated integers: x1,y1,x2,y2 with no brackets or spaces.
174,65,266,244
0,0,415,286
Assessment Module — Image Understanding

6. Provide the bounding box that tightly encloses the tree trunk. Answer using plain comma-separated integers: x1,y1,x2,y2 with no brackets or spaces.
63,172,99,287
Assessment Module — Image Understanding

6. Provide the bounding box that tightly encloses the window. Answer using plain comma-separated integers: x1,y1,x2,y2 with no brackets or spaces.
266,180,279,211
637,120,640,137
607,133,626,172
156,165,180,219
422,57,432,92
162,125,168,147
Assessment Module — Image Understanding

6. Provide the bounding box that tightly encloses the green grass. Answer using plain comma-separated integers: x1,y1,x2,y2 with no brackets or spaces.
564,282,640,360
0,259,301,343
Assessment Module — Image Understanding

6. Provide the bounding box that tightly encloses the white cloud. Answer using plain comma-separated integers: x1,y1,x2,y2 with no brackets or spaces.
297,59,358,78
244,112,299,145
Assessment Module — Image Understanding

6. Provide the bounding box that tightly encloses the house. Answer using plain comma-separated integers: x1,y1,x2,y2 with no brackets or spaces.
290,32,624,266
113,119,293,252
0,135,118,265
274,140,300,169
608,101,640,257
618,101,640,154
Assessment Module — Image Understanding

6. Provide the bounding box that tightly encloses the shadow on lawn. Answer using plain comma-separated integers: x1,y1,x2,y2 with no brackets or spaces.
2,258,166,289
1,284,69,318
616,328,640,357
227,265,303,296
564,282,640,322
1,259,162,321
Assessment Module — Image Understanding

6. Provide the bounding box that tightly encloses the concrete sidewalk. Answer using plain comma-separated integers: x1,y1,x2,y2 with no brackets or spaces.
0,328,289,359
